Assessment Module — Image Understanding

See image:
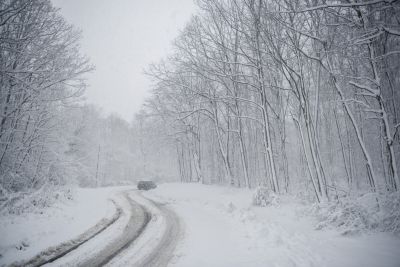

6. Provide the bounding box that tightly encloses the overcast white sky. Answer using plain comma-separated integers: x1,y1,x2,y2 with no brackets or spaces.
52,0,196,121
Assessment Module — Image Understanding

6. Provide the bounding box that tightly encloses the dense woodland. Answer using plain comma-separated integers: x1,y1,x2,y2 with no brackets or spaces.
1,1,400,264
1,0,400,207
144,0,400,202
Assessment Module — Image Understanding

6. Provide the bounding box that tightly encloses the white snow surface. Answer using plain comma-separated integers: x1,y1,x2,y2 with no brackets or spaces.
144,183,400,267
0,186,125,266
1,184,399,267
105,192,167,266
45,188,135,267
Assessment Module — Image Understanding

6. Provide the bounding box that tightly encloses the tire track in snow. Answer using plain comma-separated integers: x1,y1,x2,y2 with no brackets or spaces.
9,190,181,267
135,200,181,267
106,193,182,267
76,192,151,267
8,200,122,267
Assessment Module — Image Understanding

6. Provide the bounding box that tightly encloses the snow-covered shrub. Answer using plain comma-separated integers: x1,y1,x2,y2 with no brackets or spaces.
380,191,400,233
252,186,279,207
312,192,400,235
226,202,236,213
0,186,73,216
314,200,377,235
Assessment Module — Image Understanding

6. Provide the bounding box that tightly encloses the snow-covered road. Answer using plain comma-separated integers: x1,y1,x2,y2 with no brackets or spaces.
1,188,181,267
40,190,181,267
2,184,400,267
106,194,181,267
46,191,149,266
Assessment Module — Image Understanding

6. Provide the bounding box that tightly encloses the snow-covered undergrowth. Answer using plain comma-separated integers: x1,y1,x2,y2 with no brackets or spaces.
0,185,73,216
252,186,279,207
0,187,123,266
144,183,400,267
312,192,400,235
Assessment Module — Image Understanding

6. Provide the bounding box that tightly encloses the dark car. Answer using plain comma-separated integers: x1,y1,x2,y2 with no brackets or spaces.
137,180,157,190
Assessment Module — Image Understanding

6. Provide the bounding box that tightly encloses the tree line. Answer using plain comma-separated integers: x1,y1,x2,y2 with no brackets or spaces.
0,0,92,193
144,0,400,202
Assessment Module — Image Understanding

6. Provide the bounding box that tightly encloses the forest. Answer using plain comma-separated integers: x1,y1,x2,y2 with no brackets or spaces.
0,0,174,210
1,0,400,219
1,0,400,266
143,0,400,204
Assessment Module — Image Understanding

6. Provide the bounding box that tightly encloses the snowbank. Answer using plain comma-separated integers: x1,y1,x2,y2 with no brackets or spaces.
144,183,400,267
0,186,127,266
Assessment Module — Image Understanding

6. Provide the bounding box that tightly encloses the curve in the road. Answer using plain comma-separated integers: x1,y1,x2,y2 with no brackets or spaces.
135,199,181,267
11,190,181,267
85,193,151,266
63,191,151,267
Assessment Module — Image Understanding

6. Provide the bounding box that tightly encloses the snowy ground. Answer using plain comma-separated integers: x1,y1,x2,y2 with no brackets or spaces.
1,183,399,267
105,192,178,267
144,183,400,267
45,189,148,266
0,186,127,266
